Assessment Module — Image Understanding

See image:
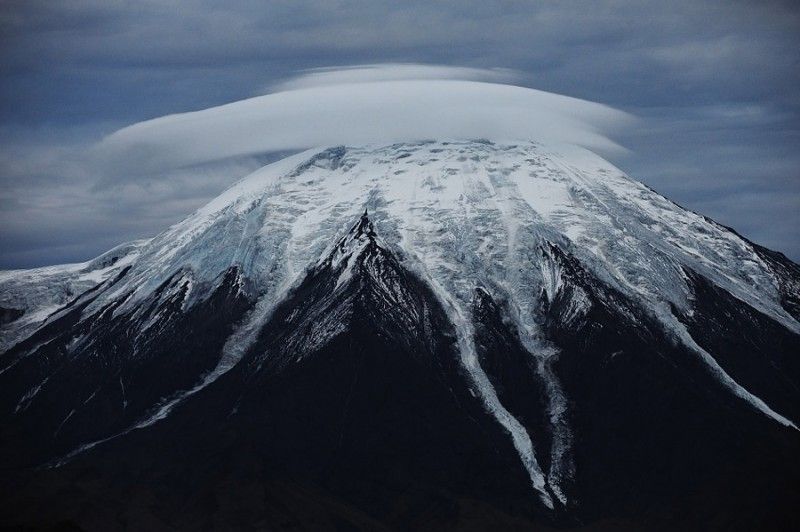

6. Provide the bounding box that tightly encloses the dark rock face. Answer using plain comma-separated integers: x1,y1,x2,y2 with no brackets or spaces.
534,247,800,530
1,214,799,531
0,266,252,468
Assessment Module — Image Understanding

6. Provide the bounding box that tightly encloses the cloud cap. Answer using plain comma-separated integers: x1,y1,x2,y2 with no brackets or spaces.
95,65,632,174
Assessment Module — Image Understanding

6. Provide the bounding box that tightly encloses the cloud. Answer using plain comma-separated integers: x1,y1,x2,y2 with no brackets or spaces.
94,65,633,176
267,64,520,91
0,123,278,268
1,1,798,267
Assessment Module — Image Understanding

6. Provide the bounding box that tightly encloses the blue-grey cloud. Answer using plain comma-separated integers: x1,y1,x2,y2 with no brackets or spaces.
0,0,798,267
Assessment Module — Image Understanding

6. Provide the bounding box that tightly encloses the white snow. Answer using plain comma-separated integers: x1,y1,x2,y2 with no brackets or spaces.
418,270,556,509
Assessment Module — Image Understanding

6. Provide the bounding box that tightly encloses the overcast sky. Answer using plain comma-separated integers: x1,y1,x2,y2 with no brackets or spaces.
1,0,799,268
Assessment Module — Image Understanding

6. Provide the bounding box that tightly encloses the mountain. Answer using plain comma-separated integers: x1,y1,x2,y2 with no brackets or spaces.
1,140,798,530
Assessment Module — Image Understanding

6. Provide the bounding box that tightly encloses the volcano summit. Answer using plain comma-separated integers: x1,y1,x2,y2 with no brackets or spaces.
1,140,798,530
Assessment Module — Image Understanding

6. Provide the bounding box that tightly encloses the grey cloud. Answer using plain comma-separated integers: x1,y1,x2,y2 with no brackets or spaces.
267,64,520,92
0,0,798,266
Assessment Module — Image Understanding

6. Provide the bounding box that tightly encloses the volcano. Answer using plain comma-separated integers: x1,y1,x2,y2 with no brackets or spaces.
1,140,798,530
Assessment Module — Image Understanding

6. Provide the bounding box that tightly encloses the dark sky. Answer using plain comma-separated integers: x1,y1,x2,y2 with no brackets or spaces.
1,0,799,268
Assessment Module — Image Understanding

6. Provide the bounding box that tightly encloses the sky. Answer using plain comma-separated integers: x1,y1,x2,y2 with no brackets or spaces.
0,0,798,268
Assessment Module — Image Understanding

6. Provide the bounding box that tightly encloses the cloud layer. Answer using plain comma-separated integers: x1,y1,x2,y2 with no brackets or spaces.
268,64,520,91
1,1,798,267
95,66,631,175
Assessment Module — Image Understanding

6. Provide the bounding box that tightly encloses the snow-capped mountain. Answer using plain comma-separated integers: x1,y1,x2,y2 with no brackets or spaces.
1,140,798,530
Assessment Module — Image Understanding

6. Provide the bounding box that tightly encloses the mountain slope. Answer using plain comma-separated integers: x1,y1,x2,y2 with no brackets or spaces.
1,140,798,530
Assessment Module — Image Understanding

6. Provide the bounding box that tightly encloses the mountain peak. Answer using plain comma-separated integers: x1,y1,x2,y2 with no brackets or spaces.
2,140,799,530
354,207,374,237
323,205,379,274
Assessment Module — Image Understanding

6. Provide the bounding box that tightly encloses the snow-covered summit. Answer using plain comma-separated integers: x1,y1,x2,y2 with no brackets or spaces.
5,139,798,424
72,140,796,329
4,139,797,390
2,140,799,525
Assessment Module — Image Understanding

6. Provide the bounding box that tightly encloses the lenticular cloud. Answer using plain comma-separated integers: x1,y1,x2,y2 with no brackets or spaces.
95,64,632,173
267,63,521,91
